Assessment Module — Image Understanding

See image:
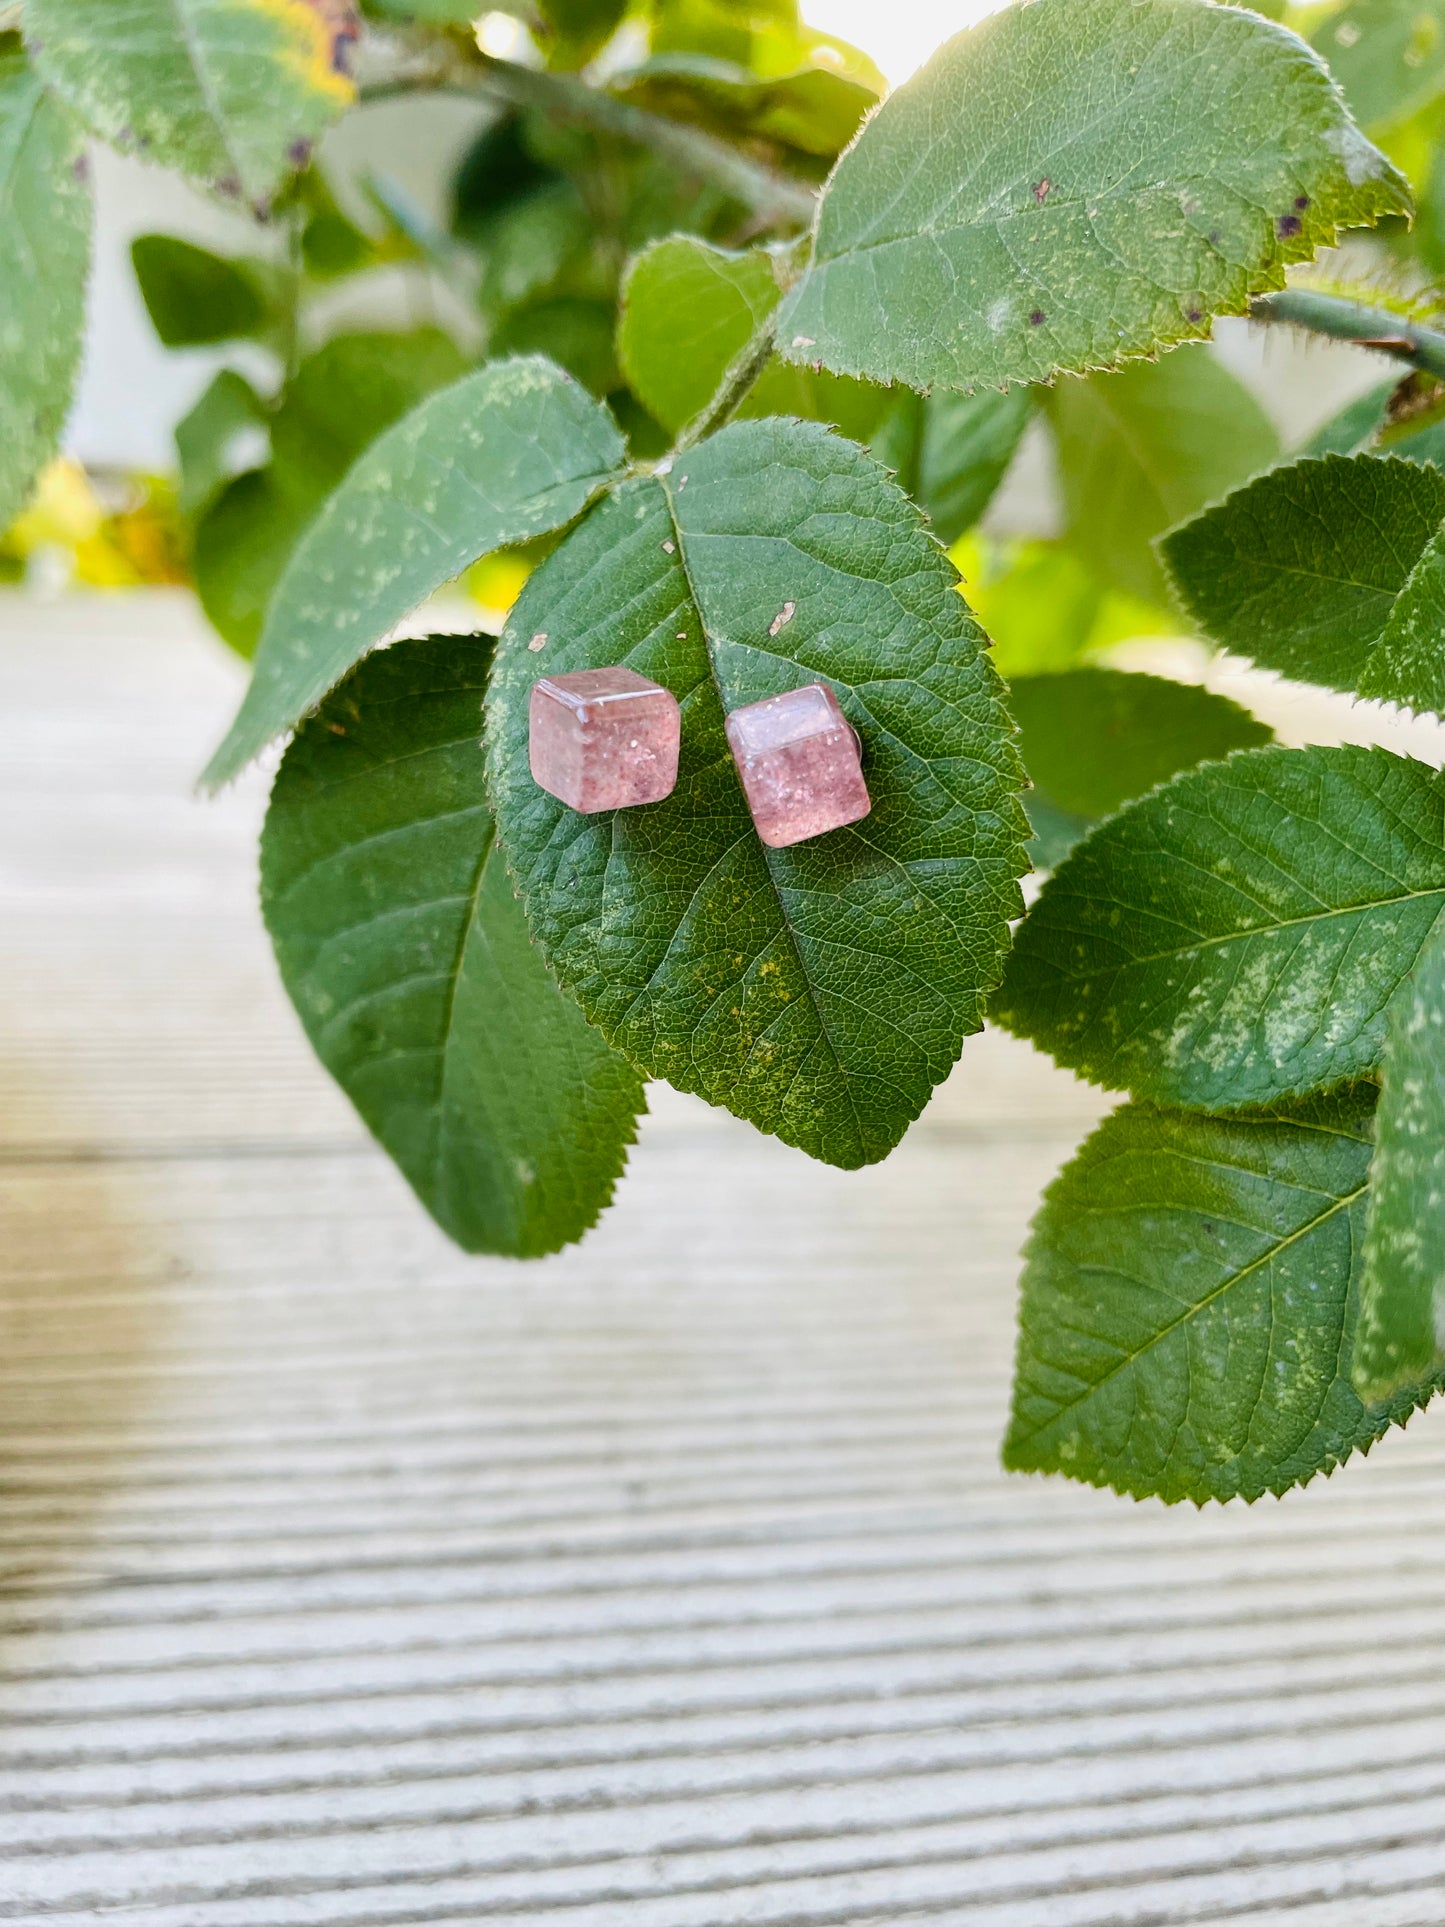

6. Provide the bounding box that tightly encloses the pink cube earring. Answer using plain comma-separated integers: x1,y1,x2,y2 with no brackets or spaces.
724,683,871,849
529,668,681,814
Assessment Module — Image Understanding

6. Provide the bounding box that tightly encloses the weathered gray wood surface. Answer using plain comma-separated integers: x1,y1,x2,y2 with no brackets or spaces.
3,595,1445,1924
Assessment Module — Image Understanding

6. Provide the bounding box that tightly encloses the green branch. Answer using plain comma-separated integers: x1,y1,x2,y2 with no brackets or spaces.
1251,288,1445,384
663,313,777,463
364,54,817,230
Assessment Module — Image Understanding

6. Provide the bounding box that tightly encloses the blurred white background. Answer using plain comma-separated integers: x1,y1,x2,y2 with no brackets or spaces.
806,0,980,79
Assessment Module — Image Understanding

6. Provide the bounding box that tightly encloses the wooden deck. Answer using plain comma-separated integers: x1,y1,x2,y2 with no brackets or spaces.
3,594,1444,1924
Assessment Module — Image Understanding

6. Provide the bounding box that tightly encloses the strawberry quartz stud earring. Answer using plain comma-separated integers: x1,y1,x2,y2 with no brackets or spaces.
528,667,681,813
724,683,871,848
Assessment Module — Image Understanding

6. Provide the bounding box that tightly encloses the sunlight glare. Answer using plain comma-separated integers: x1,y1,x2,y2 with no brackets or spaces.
476,10,528,59
804,0,1007,84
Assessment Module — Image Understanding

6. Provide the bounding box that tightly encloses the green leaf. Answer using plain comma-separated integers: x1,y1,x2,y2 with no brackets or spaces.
863,386,1033,546
1020,795,1095,875
1005,1089,1441,1504
25,0,358,209
367,0,484,18
478,180,601,320
1415,122,1445,278
776,0,1407,393
1360,520,1445,712
193,470,296,660
1009,668,1271,851
618,236,779,433
613,47,878,160
492,296,619,396
193,328,469,657
739,357,892,445
262,634,644,1257
451,114,560,245
294,164,376,279
537,0,626,65
995,743,1445,1111
1301,377,1397,456
1311,0,1445,135
1354,913,1445,1400
131,235,274,347
1389,412,1445,469
0,54,91,538
1050,348,1279,604
616,234,892,443
175,369,267,519
911,387,1032,547
651,0,799,64
607,388,670,460
1160,453,1445,713
266,327,470,502
204,356,626,783
486,418,1029,1168
540,0,624,34
960,538,1108,680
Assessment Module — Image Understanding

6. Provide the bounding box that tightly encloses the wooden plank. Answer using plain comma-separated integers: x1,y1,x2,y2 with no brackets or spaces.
1,595,1443,1921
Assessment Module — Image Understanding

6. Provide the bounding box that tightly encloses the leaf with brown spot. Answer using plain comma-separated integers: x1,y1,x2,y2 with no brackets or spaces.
778,0,1408,391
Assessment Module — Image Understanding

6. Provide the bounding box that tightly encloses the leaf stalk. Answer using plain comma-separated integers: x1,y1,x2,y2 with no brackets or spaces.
1251,288,1445,384
667,311,781,461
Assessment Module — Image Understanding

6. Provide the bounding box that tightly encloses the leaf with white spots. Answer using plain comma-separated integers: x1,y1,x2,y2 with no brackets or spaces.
193,327,470,658
1006,1089,1443,1504
1354,914,1445,1401
0,53,91,536
993,745,1445,1111
202,356,627,787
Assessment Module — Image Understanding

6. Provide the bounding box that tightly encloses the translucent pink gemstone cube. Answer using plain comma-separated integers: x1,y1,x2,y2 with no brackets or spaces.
529,667,680,813
725,682,871,849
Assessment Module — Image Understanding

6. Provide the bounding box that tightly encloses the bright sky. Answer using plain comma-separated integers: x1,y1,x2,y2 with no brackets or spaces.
805,0,1005,83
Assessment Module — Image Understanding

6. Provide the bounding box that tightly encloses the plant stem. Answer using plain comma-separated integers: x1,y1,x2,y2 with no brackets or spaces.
665,311,781,460
1251,288,1445,383
653,241,813,464
281,213,304,383
364,55,817,230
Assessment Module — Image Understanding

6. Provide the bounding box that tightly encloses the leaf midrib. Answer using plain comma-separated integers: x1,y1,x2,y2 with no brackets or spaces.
0,71,45,312
164,0,249,197
1020,1179,1369,1446
428,816,497,1212
1047,882,1445,977
0,67,42,211
1208,548,1418,607
658,472,869,1159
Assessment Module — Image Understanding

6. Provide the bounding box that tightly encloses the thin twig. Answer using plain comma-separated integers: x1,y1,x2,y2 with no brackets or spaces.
1251,288,1445,383
363,55,817,229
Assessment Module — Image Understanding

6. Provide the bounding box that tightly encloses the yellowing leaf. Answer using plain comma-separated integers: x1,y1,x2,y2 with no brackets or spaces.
25,0,359,207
